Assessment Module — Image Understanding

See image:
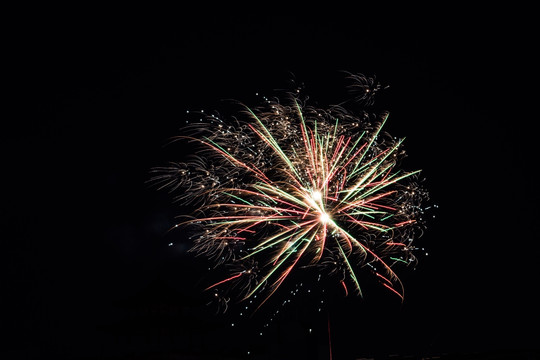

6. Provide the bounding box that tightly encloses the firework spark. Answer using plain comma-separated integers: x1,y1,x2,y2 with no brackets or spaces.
152,74,428,311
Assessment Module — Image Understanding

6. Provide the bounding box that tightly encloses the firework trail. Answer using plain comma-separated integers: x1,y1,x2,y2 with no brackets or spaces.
152,74,428,311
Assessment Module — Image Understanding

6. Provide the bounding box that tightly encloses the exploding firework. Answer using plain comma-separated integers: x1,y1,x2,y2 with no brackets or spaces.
152,74,428,311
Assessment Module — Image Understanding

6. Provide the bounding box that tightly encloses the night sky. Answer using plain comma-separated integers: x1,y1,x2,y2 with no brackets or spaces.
4,6,538,360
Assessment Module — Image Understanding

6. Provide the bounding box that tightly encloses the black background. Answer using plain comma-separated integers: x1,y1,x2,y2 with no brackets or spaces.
4,5,538,360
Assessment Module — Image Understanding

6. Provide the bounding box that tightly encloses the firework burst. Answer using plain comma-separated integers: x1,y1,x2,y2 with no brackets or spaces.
152,74,428,311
